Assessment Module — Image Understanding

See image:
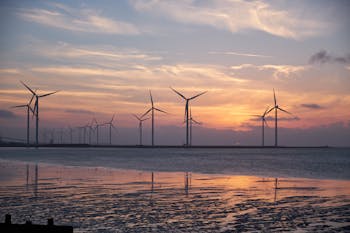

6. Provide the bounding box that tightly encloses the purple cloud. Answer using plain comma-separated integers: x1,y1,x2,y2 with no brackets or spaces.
309,50,350,64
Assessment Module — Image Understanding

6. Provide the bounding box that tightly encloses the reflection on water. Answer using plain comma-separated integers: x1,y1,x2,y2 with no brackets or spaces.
0,160,349,232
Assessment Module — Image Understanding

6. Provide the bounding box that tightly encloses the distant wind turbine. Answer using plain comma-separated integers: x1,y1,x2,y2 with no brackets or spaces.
133,114,149,146
252,106,270,146
87,119,95,144
267,89,292,147
92,118,101,145
103,114,117,145
188,108,201,146
11,94,35,145
68,126,73,144
20,81,59,146
170,87,206,146
76,125,86,144
142,91,166,146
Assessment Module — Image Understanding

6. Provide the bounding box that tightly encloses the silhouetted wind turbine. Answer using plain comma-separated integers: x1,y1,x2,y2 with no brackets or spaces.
133,114,149,146
20,81,58,146
142,91,166,146
170,87,206,146
188,108,201,146
267,89,292,147
103,114,117,145
11,94,35,145
252,106,270,146
87,119,95,144
68,126,73,144
92,118,104,145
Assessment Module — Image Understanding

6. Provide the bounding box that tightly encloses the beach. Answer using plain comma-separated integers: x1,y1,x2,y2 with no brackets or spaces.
0,148,349,232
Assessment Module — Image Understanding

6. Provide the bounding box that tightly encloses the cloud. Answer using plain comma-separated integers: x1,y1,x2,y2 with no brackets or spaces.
209,51,271,58
65,109,94,115
251,115,300,122
301,103,324,109
0,110,16,118
0,69,21,74
18,3,140,35
309,50,350,65
131,0,327,39
29,41,162,63
230,63,306,79
260,65,306,79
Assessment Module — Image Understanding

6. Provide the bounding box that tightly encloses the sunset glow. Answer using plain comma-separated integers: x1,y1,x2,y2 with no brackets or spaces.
0,0,349,146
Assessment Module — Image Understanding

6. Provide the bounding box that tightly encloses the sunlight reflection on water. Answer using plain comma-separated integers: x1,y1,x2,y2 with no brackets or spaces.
0,160,349,232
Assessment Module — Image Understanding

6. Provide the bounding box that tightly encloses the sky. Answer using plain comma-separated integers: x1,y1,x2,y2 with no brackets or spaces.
0,0,349,146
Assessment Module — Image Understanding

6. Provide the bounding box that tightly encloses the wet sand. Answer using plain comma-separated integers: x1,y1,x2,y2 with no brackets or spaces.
0,160,349,232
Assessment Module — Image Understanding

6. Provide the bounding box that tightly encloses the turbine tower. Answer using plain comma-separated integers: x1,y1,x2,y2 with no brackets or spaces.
170,87,206,146
103,114,117,145
133,114,149,146
20,81,58,146
12,94,35,145
252,106,269,146
142,91,166,146
267,89,292,147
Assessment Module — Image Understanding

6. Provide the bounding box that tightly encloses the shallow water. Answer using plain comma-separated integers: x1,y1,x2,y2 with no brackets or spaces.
0,159,349,232
0,147,349,179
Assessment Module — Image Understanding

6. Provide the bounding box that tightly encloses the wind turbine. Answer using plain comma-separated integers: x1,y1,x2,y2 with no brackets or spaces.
267,89,292,147
87,119,95,145
92,118,103,145
170,87,206,146
188,108,201,146
20,81,58,146
11,94,35,145
252,106,270,146
103,114,117,145
133,114,149,146
68,126,73,144
142,91,166,146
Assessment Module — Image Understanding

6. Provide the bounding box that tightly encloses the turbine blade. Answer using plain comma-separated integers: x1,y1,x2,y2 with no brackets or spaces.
278,107,292,115
266,107,275,115
141,117,150,121
20,81,36,95
192,119,201,125
154,107,167,114
29,105,35,113
250,114,261,118
142,108,152,118
273,88,276,106
189,91,207,100
264,118,269,128
133,114,141,121
39,90,59,98
149,90,154,106
34,99,38,114
28,94,35,105
12,105,27,108
263,106,270,116
170,87,186,100
111,114,115,123
184,102,188,122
